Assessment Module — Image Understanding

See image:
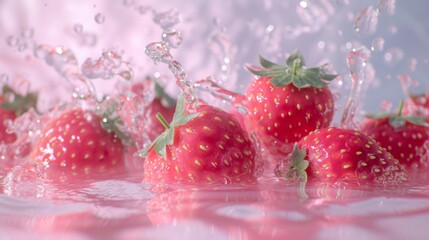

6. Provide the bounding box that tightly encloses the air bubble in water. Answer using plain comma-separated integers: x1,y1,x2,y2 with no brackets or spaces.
95,13,105,24
162,30,183,48
354,6,379,36
18,43,28,52
384,47,404,66
377,0,395,15
153,9,181,30
74,24,83,33
371,37,384,52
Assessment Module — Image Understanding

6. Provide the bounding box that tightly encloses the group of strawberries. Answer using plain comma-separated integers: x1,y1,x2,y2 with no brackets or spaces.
1,50,428,187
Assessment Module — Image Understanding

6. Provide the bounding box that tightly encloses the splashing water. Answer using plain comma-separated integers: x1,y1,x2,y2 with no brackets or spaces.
81,49,134,81
153,8,181,31
3,161,45,198
353,6,379,36
296,1,329,33
162,30,183,48
33,45,95,99
342,47,371,128
73,24,83,33
376,0,396,15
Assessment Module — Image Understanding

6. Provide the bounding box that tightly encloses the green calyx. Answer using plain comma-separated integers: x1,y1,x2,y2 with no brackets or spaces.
98,98,133,145
154,80,176,109
365,100,429,128
275,143,309,183
247,50,337,88
139,93,199,158
0,85,39,116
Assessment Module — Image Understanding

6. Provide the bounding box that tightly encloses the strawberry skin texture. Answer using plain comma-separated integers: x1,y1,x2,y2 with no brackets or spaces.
32,109,125,177
361,117,429,169
245,76,334,157
0,96,17,144
144,105,257,184
298,127,407,185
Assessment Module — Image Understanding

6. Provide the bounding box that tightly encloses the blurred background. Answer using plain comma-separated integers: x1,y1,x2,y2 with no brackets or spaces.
0,0,428,123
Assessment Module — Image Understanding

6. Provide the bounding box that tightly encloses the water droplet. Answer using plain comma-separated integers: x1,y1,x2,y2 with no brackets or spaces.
153,9,181,30
342,47,371,128
353,6,379,36
371,37,385,52
20,28,34,39
379,100,392,112
6,36,19,47
74,24,83,33
82,33,97,46
408,58,418,72
95,13,105,24
17,42,28,52
162,30,183,48
334,0,350,6
0,73,9,84
122,0,135,7
389,25,398,35
384,47,404,66
317,41,326,49
137,5,150,14
376,0,395,15
144,42,172,64
296,1,328,32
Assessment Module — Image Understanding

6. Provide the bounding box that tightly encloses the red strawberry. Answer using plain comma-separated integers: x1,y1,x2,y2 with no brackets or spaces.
245,51,336,160
119,79,175,147
31,108,125,180
275,127,408,185
361,103,429,169
141,95,258,185
0,85,38,145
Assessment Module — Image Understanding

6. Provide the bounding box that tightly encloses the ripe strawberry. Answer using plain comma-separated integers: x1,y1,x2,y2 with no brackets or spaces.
360,103,429,169
245,51,336,160
31,108,125,180
0,85,38,145
118,79,175,147
275,127,408,185
141,95,258,185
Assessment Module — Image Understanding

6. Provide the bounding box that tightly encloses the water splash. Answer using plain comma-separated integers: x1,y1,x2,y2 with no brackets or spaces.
3,161,45,198
74,23,83,33
353,6,379,36
33,44,95,99
342,47,371,129
94,13,106,24
153,8,181,31
296,1,329,33
371,37,385,52
408,58,418,72
162,30,183,48
376,0,396,15
81,49,134,81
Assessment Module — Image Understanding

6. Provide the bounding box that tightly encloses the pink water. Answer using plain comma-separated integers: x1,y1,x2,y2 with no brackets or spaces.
1,1,429,239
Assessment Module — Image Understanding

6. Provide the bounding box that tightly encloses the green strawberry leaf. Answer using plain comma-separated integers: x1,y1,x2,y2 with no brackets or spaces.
138,93,199,158
0,85,39,116
247,50,337,88
154,80,176,108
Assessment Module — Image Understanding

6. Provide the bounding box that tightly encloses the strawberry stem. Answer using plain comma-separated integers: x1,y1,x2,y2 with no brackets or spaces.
292,59,300,76
397,100,404,117
156,112,171,129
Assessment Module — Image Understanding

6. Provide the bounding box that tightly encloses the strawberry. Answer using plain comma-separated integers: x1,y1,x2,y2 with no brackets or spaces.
245,50,336,160
141,95,258,185
118,79,175,147
31,108,125,180
360,102,429,169
275,127,408,185
0,85,38,145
